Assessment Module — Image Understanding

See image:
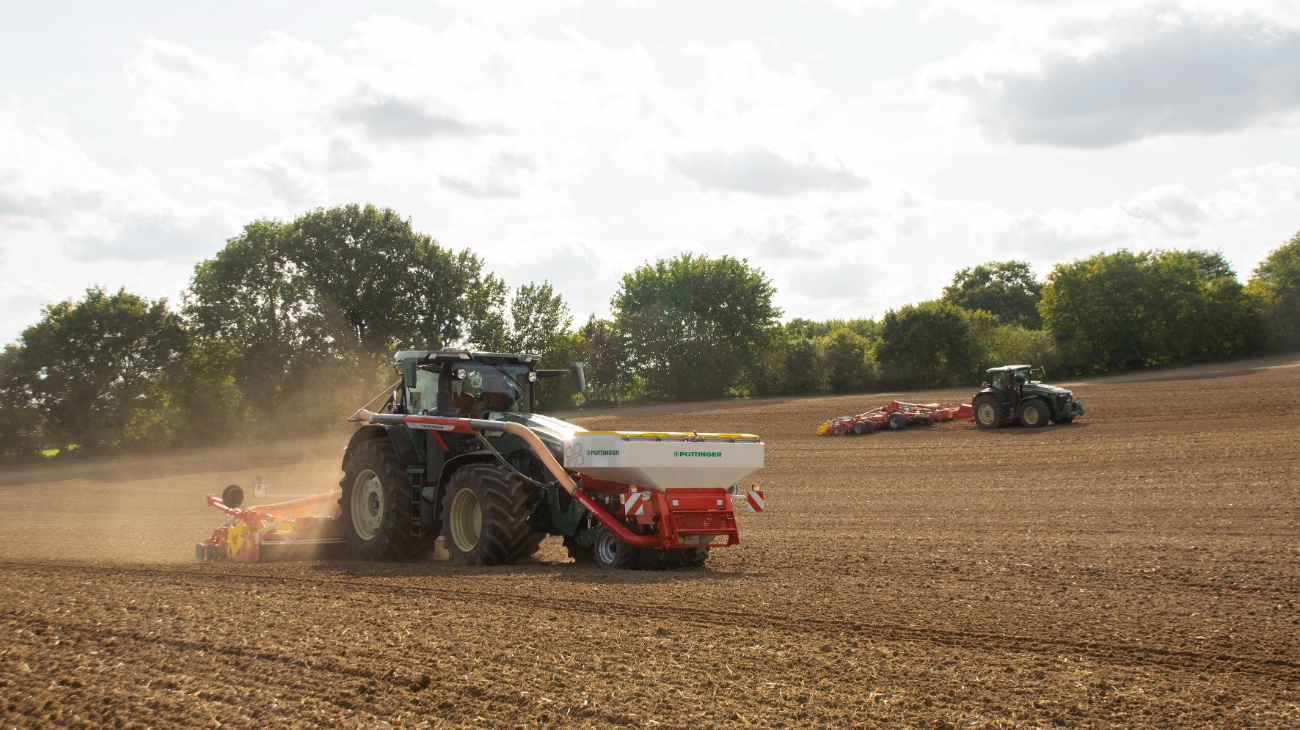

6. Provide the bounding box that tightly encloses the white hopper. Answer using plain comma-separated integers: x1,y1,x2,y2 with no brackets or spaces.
562,431,764,492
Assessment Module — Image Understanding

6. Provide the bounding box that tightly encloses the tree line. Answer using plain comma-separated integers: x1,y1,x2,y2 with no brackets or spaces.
2,203,1297,463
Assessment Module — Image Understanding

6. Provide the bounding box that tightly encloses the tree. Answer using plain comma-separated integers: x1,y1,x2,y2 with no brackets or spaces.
818,327,878,393
0,345,45,461
877,300,988,389
942,261,1042,328
289,204,502,354
185,219,314,424
613,254,780,401
7,287,187,453
186,206,509,426
751,333,824,397
579,316,631,405
1040,249,1262,372
473,281,573,357
1251,231,1300,352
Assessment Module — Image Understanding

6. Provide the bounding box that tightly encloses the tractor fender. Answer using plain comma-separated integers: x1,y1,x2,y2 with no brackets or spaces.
436,450,497,489
342,424,420,472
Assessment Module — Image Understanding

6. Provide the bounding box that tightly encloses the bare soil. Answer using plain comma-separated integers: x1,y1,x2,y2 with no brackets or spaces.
2,356,1298,728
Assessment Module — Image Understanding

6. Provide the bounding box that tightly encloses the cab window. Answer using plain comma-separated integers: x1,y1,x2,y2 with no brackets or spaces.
406,368,440,414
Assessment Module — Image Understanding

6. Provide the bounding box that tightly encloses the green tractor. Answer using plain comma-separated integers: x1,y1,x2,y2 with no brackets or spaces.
337,349,764,569
971,365,1084,429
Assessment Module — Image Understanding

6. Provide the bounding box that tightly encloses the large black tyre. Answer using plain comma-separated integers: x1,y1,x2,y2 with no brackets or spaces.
441,463,537,566
340,438,435,562
886,412,908,431
972,395,1004,430
221,484,244,508
1018,399,1050,428
593,526,640,570
852,420,874,436
520,532,546,558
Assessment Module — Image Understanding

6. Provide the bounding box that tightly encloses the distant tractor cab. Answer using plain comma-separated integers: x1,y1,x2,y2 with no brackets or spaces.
971,365,1084,429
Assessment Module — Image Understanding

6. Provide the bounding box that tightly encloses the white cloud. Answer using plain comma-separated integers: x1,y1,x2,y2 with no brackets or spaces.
0,98,241,263
928,8,1300,147
671,148,867,195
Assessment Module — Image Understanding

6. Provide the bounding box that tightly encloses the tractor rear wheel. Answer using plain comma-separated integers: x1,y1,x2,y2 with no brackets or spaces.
1018,400,1049,428
441,463,537,566
973,395,1004,429
887,412,908,431
341,438,435,562
593,525,639,569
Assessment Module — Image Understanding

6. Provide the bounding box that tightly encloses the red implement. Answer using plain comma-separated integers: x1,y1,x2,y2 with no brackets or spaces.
818,400,974,436
196,490,344,562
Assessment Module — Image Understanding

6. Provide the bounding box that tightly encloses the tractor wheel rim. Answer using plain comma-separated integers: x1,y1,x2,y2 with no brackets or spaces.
351,470,384,541
1023,407,1039,425
449,489,483,553
595,530,619,566
977,404,995,424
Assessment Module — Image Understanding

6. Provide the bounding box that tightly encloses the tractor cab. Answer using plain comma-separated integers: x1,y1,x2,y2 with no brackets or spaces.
973,364,1084,430
389,350,584,420
983,365,1039,406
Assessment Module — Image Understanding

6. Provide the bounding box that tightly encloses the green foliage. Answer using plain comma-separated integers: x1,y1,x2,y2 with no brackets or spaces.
7,287,188,453
818,327,879,393
976,325,1061,374
185,206,508,428
289,204,503,354
942,261,1042,328
570,316,630,406
1040,249,1263,372
185,219,313,426
476,281,574,358
0,345,45,461
752,334,825,397
613,254,780,401
1250,231,1300,352
877,300,986,389
785,317,878,341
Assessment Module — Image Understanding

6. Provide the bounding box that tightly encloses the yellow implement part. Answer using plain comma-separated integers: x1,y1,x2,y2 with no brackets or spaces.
227,523,248,559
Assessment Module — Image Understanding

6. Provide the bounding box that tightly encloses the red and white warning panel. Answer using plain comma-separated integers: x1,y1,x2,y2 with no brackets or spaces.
746,487,765,512
624,490,652,517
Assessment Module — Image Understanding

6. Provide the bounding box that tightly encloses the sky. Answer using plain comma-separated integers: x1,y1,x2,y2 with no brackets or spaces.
2,0,1299,345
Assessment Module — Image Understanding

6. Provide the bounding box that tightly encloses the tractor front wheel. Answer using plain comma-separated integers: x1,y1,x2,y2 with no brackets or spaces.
1018,400,1050,428
341,438,434,561
973,395,1004,429
441,463,537,566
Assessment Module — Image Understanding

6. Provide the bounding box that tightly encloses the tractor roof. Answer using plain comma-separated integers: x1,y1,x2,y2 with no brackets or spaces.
393,349,542,365
986,364,1033,373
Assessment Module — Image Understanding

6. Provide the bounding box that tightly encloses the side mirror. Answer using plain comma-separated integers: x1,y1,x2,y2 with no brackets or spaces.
402,357,419,390
568,361,587,393
981,381,989,389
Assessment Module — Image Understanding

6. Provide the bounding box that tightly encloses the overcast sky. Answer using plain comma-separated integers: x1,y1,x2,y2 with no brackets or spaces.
3,0,1299,345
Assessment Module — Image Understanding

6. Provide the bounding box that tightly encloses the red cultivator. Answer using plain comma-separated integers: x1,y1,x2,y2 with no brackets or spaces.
196,487,344,562
817,400,973,436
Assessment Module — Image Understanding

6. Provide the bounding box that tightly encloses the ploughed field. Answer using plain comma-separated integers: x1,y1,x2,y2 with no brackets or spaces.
1,356,1298,729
